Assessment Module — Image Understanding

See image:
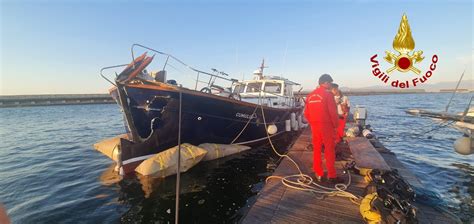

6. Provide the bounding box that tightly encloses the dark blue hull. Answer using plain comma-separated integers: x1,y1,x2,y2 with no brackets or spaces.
116,83,303,173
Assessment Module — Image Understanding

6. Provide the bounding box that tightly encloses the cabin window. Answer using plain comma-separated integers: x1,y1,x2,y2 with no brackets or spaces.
246,82,262,92
264,82,282,94
233,84,245,93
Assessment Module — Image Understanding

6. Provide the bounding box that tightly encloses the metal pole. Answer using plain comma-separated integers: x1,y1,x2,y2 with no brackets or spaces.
163,56,170,71
195,72,200,91
461,96,473,119
175,91,182,224
445,70,465,112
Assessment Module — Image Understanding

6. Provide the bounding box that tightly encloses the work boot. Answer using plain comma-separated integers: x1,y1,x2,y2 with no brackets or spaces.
314,174,324,183
327,177,346,185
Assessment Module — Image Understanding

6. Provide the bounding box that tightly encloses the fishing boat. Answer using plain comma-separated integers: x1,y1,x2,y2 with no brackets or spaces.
99,44,305,174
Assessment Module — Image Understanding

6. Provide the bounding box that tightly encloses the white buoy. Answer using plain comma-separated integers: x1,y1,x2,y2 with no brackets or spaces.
346,126,360,137
291,113,297,131
362,129,374,139
285,120,291,132
267,124,278,135
454,137,473,155
297,114,303,129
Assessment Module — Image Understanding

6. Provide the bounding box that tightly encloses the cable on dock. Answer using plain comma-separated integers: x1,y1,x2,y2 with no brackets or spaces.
258,97,362,205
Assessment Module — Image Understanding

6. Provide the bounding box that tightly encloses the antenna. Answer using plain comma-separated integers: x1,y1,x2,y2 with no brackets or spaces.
282,41,288,76
259,58,268,75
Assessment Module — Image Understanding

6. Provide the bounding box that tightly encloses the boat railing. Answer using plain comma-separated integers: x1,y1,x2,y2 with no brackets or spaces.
131,44,240,92
100,64,129,86
100,44,301,106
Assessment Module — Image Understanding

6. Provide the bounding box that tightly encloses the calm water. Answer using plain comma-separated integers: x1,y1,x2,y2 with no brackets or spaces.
0,93,472,223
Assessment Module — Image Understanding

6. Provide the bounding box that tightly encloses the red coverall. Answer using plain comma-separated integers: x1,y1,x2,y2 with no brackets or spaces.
304,86,339,178
337,116,346,143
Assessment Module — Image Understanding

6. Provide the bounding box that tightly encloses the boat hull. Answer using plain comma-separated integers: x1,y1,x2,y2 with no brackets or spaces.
116,83,303,174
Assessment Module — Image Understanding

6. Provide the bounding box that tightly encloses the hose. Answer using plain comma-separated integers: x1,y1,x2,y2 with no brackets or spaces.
360,193,382,223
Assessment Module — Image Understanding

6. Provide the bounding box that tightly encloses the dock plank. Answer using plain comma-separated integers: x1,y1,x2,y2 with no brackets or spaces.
241,128,459,223
347,137,390,171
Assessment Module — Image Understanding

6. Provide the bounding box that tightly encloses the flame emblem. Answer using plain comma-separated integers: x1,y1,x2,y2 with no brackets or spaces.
384,14,424,74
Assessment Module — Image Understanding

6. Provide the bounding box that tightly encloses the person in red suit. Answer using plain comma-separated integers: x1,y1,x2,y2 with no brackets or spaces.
304,74,343,184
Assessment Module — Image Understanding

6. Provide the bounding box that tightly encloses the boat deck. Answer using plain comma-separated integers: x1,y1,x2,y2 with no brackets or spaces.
241,128,460,223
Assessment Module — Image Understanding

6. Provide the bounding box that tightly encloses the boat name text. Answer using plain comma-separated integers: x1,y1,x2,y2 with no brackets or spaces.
236,113,257,119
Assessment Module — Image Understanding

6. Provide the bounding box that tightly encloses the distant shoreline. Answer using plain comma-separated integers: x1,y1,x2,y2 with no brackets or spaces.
0,91,470,108
0,94,116,108
296,90,471,97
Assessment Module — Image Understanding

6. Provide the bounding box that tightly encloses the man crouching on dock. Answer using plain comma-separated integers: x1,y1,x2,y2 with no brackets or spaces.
304,74,343,184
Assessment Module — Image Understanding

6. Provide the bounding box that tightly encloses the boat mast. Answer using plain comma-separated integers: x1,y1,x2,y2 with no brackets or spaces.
253,58,267,80
259,58,267,77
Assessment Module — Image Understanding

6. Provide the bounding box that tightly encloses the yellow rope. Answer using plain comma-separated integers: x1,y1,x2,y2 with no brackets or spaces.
213,144,220,158
181,144,196,161
158,156,165,170
158,154,165,178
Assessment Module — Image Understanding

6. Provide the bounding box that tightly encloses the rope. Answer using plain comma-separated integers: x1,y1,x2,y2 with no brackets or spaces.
379,120,456,140
445,69,465,112
175,91,183,224
213,144,220,158
230,104,260,144
258,95,361,205
182,144,197,161
415,121,455,135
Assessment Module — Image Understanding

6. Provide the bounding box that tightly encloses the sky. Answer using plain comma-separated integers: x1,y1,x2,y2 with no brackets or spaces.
1,0,472,95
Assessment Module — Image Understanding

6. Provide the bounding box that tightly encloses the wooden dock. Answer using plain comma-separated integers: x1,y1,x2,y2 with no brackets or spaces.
242,128,460,223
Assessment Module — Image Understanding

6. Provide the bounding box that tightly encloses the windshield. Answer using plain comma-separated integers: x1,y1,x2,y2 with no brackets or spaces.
246,82,262,93
264,82,282,94
233,84,245,93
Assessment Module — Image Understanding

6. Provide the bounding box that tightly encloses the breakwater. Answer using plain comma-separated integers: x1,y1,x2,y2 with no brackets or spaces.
0,91,434,108
0,94,115,108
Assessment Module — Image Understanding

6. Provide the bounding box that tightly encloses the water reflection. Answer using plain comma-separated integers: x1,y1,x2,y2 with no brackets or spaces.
98,135,293,223
99,164,122,186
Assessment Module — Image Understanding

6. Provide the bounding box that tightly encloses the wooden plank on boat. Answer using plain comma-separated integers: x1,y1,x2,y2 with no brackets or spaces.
347,137,390,171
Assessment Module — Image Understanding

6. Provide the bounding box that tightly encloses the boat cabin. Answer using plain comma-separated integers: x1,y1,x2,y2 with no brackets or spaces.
232,76,300,108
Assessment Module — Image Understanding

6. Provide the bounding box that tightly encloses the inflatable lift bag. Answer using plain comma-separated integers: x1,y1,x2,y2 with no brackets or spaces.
198,143,251,161
135,143,207,177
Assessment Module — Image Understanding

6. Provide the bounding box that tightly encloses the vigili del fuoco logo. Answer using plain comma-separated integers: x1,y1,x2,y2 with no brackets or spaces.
370,13,439,88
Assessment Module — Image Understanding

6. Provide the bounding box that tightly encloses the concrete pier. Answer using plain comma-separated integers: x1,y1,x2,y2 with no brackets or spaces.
0,94,115,108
